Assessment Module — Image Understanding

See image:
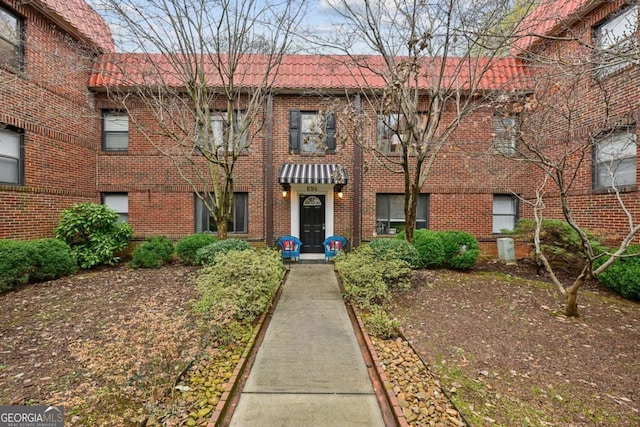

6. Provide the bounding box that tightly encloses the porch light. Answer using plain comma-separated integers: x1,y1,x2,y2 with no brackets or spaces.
338,190,343,199
282,189,288,198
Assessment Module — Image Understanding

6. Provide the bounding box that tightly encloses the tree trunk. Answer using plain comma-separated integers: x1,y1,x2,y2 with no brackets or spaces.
565,267,587,317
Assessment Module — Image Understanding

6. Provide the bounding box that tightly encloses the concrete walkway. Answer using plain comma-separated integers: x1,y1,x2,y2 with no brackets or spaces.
229,264,386,427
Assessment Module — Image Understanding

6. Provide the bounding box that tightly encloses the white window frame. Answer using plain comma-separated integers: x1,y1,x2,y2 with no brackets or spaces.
493,115,519,156
102,193,129,222
375,193,429,235
593,128,637,190
594,3,638,79
493,195,518,234
196,110,248,154
196,192,248,234
299,112,326,153
0,126,23,185
102,111,129,151
0,6,22,70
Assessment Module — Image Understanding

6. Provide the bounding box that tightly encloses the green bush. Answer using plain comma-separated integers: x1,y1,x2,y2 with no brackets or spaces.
335,248,411,308
176,233,218,265
29,239,78,281
194,249,284,324
364,238,421,269
596,245,640,300
54,202,133,269
0,239,77,292
362,306,399,339
129,236,175,269
0,240,33,292
195,238,253,265
411,229,445,268
438,231,480,270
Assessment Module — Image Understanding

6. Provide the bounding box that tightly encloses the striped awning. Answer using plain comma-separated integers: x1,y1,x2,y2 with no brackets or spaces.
278,163,348,185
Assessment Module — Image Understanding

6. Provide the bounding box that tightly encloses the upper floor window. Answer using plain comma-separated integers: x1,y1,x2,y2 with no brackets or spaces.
196,110,248,153
196,192,248,234
0,126,24,185
593,127,637,189
102,111,129,151
0,6,22,70
493,195,518,233
102,193,129,222
493,115,519,156
376,113,428,154
376,193,429,235
289,110,336,154
594,3,638,79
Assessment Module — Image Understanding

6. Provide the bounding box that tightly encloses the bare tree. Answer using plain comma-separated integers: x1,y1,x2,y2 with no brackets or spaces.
95,0,305,238
497,3,639,316
314,0,537,242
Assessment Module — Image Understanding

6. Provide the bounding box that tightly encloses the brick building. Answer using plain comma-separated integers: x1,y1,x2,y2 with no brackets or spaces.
1,0,638,257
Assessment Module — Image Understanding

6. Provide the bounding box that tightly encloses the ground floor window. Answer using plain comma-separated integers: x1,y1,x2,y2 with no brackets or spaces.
102,193,129,222
196,192,248,234
493,194,518,233
375,193,428,235
0,126,23,185
593,127,637,189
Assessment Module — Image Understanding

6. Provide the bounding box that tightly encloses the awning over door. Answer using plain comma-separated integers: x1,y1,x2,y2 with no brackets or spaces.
278,163,348,186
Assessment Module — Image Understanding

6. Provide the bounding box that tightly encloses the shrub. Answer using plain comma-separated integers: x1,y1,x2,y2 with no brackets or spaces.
596,245,640,300
29,239,78,281
54,202,133,269
335,248,411,308
362,306,399,339
194,249,284,324
129,236,175,269
364,238,421,269
0,239,77,292
176,233,218,265
195,238,253,265
438,231,480,270
0,240,33,292
411,229,445,268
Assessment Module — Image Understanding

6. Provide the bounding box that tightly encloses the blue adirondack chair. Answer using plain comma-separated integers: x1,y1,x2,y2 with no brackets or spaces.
277,235,302,262
323,235,347,263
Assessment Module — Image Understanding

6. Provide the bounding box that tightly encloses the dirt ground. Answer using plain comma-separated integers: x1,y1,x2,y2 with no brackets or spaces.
390,260,640,426
1,260,638,426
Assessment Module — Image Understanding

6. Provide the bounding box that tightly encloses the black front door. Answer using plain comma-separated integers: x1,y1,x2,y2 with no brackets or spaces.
300,195,325,253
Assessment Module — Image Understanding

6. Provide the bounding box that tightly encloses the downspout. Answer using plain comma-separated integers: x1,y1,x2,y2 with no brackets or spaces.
353,93,362,247
265,93,274,246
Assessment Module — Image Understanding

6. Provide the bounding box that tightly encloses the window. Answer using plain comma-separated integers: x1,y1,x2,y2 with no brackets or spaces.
493,195,518,233
196,111,248,153
0,126,23,185
594,3,638,79
377,113,403,153
289,110,336,154
376,194,428,235
102,193,129,222
102,111,129,151
593,127,637,189
493,115,519,156
0,6,22,70
196,192,248,234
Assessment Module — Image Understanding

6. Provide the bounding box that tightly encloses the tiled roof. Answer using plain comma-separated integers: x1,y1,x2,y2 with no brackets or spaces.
89,53,530,91
513,0,594,52
36,0,114,52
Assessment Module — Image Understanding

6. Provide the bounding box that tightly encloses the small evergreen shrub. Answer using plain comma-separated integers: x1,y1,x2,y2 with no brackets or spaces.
29,239,78,281
195,238,253,265
364,238,421,269
412,229,445,268
362,307,399,339
596,245,640,300
438,231,480,270
335,249,411,308
176,233,218,265
194,249,284,324
0,240,33,292
0,239,77,292
129,236,175,269
54,202,133,269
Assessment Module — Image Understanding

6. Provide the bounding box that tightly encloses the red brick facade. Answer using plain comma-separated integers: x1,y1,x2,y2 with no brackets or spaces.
1,0,637,258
